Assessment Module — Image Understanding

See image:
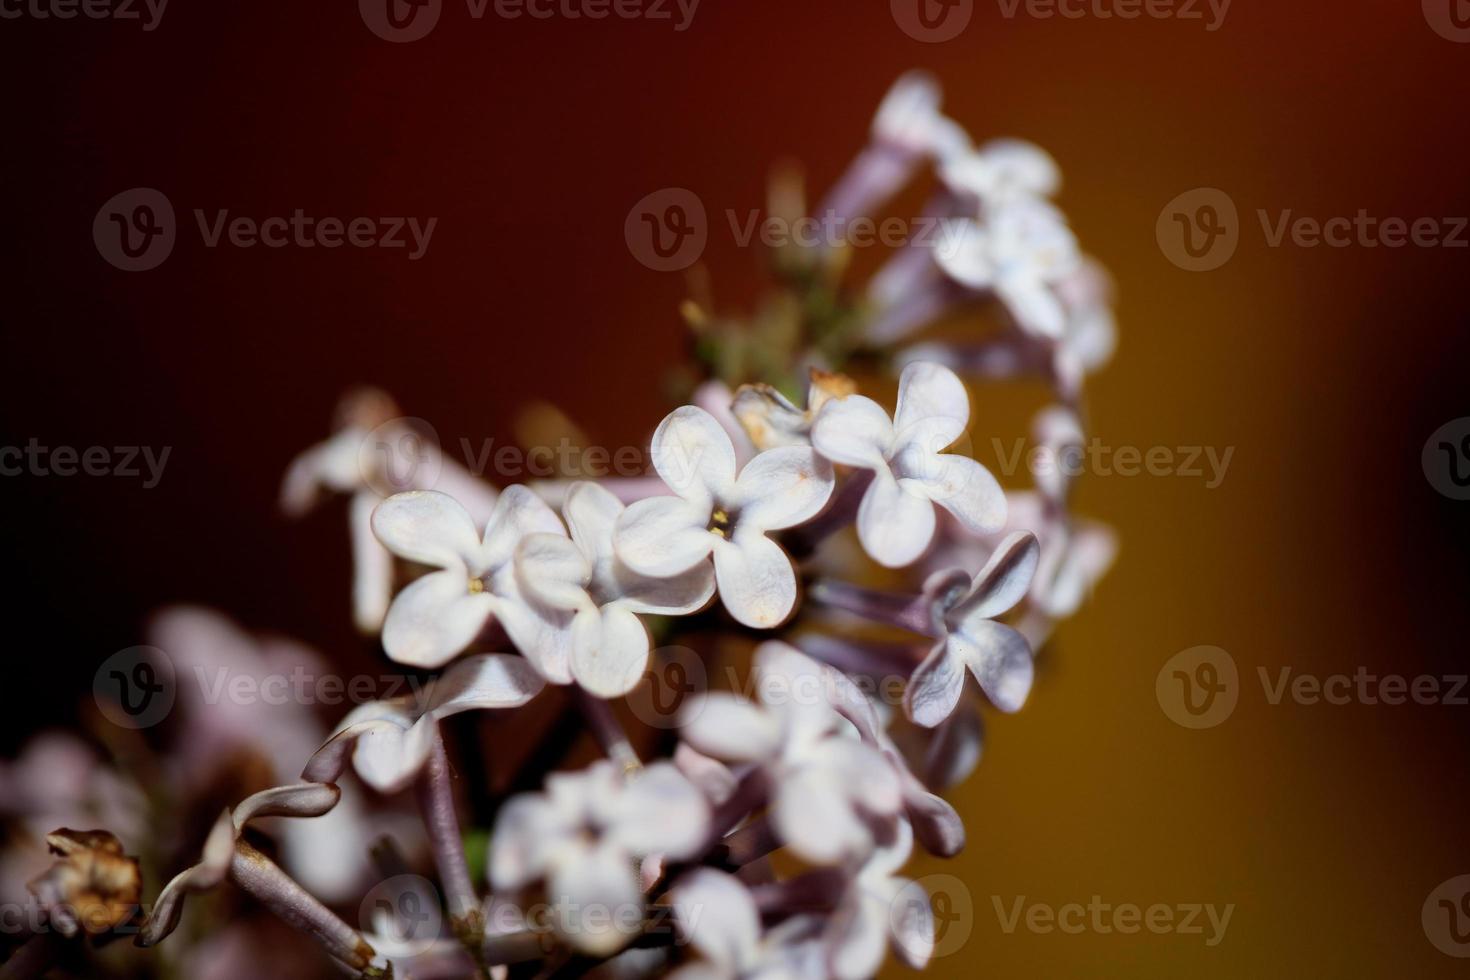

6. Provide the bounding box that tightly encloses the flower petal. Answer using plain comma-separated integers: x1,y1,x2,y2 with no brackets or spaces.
899,454,1006,536
350,491,393,633
382,570,496,669
998,277,1067,338
614,495,714,578
828,890,891,980
904,643,965,728
713,534,798,629
608,762,710,859
563,480,623,569
651,406,738,508
480,484,566,570
616,563,716,617
571,605,650,698
680,694,782,762
732,447,835,532
547,839,644,956
772,764,873,865
516,532,592,610
372,490,481,569
810,395,894,470
671,869,761,971
857,473,936,569
427,653,546,718
494,596,576,685
951,620,1033,713
886,877,936,969
489,794,558,890
950,530,1040,625
894,361,969,443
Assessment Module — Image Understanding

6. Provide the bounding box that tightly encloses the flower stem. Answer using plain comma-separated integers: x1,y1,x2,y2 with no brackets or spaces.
807,578,935,636
416,734,481,929
577,691,640,774
229,840,379,975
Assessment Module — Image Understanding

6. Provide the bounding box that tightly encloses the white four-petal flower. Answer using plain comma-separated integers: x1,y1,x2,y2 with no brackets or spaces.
906,531,1039,727
681,643,902,866
516,481,715,697
489,759,710,956
615,406,834,629
934,200,1081,339
372,487,573,677
810,362,1006,569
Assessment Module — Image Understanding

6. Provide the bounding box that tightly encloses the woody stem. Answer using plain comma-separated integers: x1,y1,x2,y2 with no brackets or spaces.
416,733,482,928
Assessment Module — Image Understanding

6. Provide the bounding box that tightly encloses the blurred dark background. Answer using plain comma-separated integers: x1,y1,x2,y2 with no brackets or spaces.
2,0,1469,976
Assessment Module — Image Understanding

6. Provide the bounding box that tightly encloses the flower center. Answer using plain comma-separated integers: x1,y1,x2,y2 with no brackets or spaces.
467,577,486,594
708,508,733,538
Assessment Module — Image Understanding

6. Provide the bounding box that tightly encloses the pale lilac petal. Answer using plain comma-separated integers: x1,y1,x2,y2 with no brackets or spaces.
900,454,1006,536
828,891,890,980
427,653,546,718
731,383,809,451
951,620,1033,713
382,570,496,669
349,491,393,633
808,738,903,819
893,362,969,439
897,771,966,858
494,597,575,685
933,220,995,290
904,643,965,728
951,530,1040,625
680,694,782,762
998,277,1067,338
480,484,567,569
372,491,481,569
1041,522,1117,617
673,744,739,806
608,762,710,859
713,534,797,629
772,765,872,865
886,878,936,969
138,811,235,946
616,564,716,617
570,605,650,698
489,794,559,890
353,715,438,793
615,495,714,577
547,839,644,956
515,532,592,610
671,869,761,971
809,396,893,470
651,406,738,507
857,473,936,569
732,447,835,532
563,480,623,568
